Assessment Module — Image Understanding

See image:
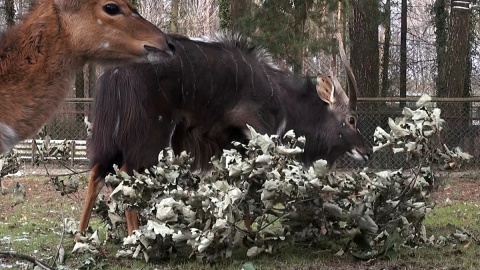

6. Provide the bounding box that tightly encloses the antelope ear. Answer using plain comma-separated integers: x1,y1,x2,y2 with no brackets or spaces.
54,0,82,12
316,74,335,105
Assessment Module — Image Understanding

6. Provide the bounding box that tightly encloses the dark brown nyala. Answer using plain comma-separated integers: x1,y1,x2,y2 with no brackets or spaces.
78,33,370,237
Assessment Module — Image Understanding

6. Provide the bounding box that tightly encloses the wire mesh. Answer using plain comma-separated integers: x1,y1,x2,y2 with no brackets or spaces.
336,99,480,169
43,100,92,141
37,98,479,171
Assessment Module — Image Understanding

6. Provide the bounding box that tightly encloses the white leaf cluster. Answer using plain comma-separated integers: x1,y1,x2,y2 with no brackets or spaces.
0,150,20,178
32,137,72,166
373,100,471,171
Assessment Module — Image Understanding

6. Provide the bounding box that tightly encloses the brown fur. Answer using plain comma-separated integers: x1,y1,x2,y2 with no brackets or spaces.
0,0,173,154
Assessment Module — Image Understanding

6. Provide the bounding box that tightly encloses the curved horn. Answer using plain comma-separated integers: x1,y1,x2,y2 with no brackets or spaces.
335,33,358,111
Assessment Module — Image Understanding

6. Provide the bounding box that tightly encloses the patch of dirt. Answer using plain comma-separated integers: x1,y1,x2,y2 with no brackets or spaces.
2,171,478,214
431,177,480,203
2,171,479,224
0,174,88,221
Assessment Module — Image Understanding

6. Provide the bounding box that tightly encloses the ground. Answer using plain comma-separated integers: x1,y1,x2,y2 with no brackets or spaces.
1,168,480,269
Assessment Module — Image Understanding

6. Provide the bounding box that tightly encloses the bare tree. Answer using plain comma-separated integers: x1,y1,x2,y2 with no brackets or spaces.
170,0,179,33
87,64,96,98
400,0,407,106
350,0,379,97
433,0,448,97
5,0,15,26
177,0,219,36
380,0,391,97
137,0,169,30
441,0,471,146
445,0,470,98
219,0,251,32
75,69,85,126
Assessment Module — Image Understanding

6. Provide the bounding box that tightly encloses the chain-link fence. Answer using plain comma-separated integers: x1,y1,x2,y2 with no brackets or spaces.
28,98,480,171
41,98,92,141
335,98,480,170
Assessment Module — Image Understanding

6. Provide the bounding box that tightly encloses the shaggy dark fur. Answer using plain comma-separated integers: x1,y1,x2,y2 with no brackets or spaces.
89,34,369,177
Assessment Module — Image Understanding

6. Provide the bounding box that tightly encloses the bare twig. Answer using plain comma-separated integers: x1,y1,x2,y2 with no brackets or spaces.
51,210,67,266
0,252,53,270
55,160,84,175
55,169,90,177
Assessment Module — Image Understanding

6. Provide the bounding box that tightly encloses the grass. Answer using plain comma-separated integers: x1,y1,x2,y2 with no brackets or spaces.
1,176,480,269
424,202,480,230
394,202,480,270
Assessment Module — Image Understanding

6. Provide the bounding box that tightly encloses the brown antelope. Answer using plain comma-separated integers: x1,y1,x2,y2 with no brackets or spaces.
0,0,175,155
79,33,370,236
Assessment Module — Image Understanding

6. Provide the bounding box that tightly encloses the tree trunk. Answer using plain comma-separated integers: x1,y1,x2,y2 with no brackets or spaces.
218,0,251,32
291,0,313,74
331,0,343,76
170,0,179,33
75,69,85,127
19,0,24,16
230,0,250,32
445,1,470,97
88,64,96,98
434,0,448,97
443,0,471,147
350,0,381,158
5,0,15,26
351,0,379,97
399,0,407,107
381,0,391,97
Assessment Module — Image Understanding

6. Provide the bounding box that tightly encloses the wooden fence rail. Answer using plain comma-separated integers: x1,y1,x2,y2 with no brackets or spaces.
14,139,88,166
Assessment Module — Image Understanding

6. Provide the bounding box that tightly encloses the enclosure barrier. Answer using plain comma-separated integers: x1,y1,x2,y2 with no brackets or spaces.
15,97,479,170
14,139,88,166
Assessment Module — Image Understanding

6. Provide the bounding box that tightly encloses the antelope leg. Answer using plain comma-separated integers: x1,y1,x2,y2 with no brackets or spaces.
119,164,140,235
78,164,105,235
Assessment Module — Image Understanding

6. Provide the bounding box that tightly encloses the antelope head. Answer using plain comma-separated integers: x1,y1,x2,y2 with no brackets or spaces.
315,34,369,164
55,0,175,64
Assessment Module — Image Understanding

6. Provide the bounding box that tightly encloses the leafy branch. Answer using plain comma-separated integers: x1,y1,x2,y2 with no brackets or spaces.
70,96,471,263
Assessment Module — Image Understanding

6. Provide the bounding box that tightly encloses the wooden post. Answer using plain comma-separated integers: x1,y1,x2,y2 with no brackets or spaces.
71,141,76,167
31,140,36,165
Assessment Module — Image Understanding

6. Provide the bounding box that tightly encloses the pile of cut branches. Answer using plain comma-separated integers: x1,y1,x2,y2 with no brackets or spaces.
75,97,472,262
0,150,20,178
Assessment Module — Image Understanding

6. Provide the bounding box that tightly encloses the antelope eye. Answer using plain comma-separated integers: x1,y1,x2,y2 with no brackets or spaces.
348,117,355,125
103,3,120,15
